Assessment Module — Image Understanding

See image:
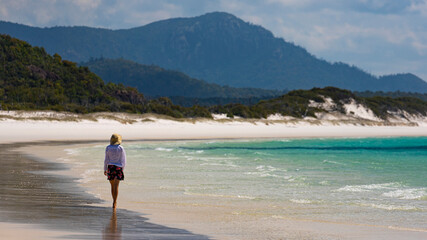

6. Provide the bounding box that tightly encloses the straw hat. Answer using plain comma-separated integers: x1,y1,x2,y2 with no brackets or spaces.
110,133,122,145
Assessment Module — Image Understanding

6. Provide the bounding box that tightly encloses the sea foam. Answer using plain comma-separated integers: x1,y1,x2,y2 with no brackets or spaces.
335,183,399,192
383,188,427,200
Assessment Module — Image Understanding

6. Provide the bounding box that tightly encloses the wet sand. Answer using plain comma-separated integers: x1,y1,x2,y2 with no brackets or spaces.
0,142,210,240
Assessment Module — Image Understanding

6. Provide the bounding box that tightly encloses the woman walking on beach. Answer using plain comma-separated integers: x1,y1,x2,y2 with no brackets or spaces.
104,133,126,209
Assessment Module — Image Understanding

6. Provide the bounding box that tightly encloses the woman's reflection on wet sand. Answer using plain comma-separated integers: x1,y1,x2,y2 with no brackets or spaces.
103,209,122,240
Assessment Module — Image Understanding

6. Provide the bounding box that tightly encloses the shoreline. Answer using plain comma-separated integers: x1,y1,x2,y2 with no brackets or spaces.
0,141,210,240
12,139,427,240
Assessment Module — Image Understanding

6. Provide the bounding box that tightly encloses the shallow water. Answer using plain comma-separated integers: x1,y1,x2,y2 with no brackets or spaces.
0,143,208,240
70,137,427,233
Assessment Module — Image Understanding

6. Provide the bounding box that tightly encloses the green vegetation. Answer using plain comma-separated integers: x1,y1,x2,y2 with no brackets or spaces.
208,87,427,120
0,34,210,118
209,87,358,119
169,96,273,107
362,97,427,119
1,35,426,121
0,34,142,113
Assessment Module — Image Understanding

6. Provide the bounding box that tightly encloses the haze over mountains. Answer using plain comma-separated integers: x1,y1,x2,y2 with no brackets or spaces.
84,58,282,98
1,12,426,93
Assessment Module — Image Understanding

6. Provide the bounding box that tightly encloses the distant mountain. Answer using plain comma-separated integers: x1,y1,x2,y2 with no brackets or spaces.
83,58,282,98
376,74,427,92
1,12,427,93
355,90,427,102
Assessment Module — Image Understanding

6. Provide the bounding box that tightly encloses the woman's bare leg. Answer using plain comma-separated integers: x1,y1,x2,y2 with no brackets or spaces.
109,179,120,208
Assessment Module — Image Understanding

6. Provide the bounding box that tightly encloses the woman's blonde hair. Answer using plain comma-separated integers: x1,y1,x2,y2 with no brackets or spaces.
110,133,122,145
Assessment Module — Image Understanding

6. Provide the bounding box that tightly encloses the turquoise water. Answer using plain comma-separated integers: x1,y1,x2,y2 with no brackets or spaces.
75,137,427,230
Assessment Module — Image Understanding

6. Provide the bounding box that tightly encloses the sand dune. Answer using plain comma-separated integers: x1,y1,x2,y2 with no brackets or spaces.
1,111,426,144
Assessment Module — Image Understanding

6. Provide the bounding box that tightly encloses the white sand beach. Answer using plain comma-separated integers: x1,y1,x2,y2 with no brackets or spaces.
1,111,427,144
1,111,427,239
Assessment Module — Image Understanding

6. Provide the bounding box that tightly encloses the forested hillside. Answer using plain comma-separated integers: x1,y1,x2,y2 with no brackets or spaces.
84,58,282,98
0,34,211,118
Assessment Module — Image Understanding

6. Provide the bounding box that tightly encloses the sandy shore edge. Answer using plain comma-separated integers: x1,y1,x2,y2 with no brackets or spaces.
0,141,210,240
11,138,427,240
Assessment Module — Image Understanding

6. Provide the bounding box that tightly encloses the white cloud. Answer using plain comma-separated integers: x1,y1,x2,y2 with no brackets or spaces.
240,14,264,25
74,0,102,11
219,0,257,13
411,38,427,55
33,7,54,25
0,0,59,26
0,5,9,18
408,0,427,15
126,9,177,26
219,0,245,11
103,1,183,28
266,0,313,7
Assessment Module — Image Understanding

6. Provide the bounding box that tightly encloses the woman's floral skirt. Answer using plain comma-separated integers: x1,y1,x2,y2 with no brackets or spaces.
107,165,124,181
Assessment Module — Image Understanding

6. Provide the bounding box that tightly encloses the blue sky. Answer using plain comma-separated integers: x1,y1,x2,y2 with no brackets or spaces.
1,0,426,81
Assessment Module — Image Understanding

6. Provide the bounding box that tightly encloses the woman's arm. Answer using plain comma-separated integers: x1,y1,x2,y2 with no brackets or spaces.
121,147,126,169
104,147,109,175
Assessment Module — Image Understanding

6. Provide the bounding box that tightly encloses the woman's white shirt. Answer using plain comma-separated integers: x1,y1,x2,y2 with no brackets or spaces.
104,145,126,171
